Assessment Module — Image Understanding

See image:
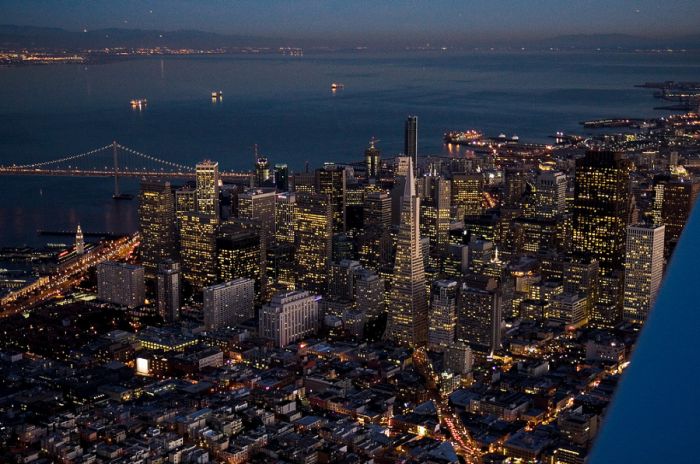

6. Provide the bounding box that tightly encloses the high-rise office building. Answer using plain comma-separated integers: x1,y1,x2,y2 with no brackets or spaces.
355,269,385,318
179,212,219,290
316,165,347,233
275,192,296,245
259,290,320,347
428,280,458,351
444,342,473,375
452,173,484,219
391,156,413,225
572,150,631,325
294,193,333,294
546,292,588,328
216,223,265,301
237,188,276,243
456,276,502,354
156,260,181,322
364,191,392,230
623,224,665,323
563,257,600,322
404,115,418,167
96,261,145,308
328,259,362,301
274,163,289,191
572,150,631,276
175,184,197,214
386,158,428,347
195,160,220,217
138,180,177,275
364,138,381,179
653,177,699,256
419,173,451,269
292,171,315,194
255,157,271,187
203,278,255,330
503,167,528,207
527,170,567,220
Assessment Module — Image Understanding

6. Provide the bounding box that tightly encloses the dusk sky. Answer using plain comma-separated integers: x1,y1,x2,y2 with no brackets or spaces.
3,0,700,43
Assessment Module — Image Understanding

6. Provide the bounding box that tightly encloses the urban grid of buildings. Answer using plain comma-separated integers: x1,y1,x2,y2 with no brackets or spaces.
1,110,700,464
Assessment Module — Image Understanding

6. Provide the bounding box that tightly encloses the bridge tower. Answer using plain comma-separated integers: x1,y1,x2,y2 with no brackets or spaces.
111,141,132,200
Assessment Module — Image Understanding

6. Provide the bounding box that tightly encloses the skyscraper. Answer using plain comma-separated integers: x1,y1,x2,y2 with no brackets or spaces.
653,177,699,256
386,158,428,347
216,223,265,301
195,160,220,217
363,191,391,230
572,150,631,276
404,115,418,167
294,192,333,294
364,138,381,179
237,188,276,243
255,156,271,187
419,173,451,269
316,165,347,233
623,224,665,324
428,280,458,351
451,173,484,219
456,276,502,354
157,260,181,322
274,163,289,191
275,192,296,246
203,278,255,330
138,180,177,275
528,170,567,220
179,212,219,290
572,150,631,325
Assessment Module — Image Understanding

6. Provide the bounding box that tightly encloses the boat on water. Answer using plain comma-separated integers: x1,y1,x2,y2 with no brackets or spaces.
331,82,344,91
113,193,134,200
130,98,147,109
211,90,223,101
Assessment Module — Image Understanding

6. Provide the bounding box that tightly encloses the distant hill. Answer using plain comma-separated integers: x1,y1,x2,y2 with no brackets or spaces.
525,33,700,50
1,25,699,51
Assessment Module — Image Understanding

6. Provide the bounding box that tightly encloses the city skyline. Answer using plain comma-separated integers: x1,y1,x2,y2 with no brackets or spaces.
1,4,699,462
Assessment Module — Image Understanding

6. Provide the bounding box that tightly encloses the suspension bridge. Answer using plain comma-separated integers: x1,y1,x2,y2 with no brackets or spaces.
0,141,252,197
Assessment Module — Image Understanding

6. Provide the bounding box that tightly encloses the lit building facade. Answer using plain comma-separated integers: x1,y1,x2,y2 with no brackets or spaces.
237,188,276,243
452,173,484,219
96,261,145,308
623,224,665,323
386,158,429,347
216,224,265,301
428,279,458,351
195,160,220,217
572,150,631,326
179,212,219,290
275,192,297,246
316,165,347,233
259,290,320,347
156,260,181,322
203,278,255,330
138,180,177,275
364,138,381,179
294,193,333,294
